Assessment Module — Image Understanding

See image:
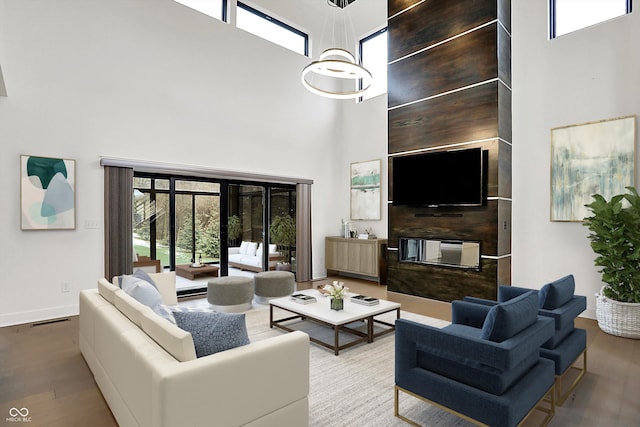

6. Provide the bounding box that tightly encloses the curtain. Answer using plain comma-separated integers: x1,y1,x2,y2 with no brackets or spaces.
104,166,133,280
296,183,312,282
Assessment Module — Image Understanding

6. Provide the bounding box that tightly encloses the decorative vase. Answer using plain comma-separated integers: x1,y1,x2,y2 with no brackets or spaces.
330,298,344,311
596,286,640,339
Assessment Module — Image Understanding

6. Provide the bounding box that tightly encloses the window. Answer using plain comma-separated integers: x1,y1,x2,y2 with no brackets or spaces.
236,2,308,56
551,0,632,38
174,0,226,21
359,28,387,101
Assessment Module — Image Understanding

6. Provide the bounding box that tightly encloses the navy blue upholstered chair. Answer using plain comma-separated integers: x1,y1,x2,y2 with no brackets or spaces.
395,291,556,427
464,274,587,405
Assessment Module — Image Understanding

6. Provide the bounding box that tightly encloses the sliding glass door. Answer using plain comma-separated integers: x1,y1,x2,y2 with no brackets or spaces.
134,173,297,296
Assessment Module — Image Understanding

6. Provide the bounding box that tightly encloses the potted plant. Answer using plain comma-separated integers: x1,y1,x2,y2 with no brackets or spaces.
583,186,640,338
227,215,242,246
270,214,296,271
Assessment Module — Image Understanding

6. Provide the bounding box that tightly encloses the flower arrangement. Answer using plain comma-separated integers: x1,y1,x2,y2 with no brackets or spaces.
322,281,348,299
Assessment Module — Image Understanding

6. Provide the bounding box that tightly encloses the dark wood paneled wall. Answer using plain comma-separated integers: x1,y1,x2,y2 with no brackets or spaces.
387,0,512,302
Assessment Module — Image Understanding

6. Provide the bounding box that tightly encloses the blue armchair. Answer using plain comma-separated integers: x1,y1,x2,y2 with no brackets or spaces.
395,291,556,427
465,274,587,405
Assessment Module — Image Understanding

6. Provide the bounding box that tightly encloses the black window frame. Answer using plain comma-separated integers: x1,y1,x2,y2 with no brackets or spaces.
550,0,632,39
237,2,309,56
358,26,388,102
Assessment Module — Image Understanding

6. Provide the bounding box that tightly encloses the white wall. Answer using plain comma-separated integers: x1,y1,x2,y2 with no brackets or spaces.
512,1,640,318
0,0,388,326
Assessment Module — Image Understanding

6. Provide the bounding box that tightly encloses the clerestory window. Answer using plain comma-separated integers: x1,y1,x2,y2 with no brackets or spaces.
236,2,309,56
550,0,632,38
174,0,227,21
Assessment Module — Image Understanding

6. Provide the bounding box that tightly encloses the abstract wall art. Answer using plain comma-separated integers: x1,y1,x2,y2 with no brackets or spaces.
550,115,636,222
21,155,76,230
350,159,381,220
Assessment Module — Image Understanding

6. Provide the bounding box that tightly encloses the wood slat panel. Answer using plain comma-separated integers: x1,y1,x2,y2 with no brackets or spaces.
498,199,512,256
388,0,422,19
388,0,498,63
498,24,512,88
388,81,500,154
498,139,512,199
499,0,511,34
388,24,499,108
388,200,501,255
387,252,499,301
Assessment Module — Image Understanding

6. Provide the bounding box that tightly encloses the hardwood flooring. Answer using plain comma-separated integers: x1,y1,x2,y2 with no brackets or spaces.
1,276,638,426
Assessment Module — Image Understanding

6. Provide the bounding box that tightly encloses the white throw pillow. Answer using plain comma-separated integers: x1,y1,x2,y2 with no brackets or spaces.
268,244,277,254
246,242,258,257
239,241,249,255
256,243,263,257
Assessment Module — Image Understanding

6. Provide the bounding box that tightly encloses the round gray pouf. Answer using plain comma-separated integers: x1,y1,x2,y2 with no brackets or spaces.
254,271,296,304
207,276,253,313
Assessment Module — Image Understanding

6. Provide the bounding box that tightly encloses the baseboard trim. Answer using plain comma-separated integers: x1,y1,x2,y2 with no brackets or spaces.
0,304,79,328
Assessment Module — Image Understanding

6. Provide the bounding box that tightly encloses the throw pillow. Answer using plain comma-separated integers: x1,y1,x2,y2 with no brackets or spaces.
246,242,258,257
239,241,249,255
173,311,250,358
539,274,575,310
118,269,158,291
124,278,164,317
256,243,263,257
480,291,538,342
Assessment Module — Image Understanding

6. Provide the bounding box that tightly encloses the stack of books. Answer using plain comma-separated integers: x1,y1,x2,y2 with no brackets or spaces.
351,295,380,306
290,294,317,304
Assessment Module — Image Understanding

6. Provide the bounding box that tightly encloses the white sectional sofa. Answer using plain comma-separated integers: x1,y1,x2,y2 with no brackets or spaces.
79,275,309,427
228,241,283,272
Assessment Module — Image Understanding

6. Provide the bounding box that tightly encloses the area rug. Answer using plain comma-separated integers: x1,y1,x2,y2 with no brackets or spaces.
242,304,473,427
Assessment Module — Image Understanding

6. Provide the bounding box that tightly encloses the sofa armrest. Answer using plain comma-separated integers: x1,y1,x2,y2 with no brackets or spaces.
152,331,309,427
228,247,241,255
396,317,554,372
539,295,587,329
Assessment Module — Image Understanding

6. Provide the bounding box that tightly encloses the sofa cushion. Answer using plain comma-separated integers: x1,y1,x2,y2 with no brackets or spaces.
173,311,250,357
98,278,120,304
480,291,538,342
239,241,249,254
114,290,153,328
147,271,178,305
256,243,264,257
139,307,197,362
539,275,575,310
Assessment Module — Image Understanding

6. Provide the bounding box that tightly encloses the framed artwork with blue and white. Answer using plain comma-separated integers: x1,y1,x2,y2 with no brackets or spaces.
20,155,76,230
550,116,636,222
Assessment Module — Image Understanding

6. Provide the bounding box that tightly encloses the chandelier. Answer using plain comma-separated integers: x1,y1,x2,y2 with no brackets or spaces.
301,0,373,100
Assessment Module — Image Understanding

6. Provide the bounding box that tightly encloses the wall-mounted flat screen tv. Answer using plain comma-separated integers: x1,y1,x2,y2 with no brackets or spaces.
392,148,484,207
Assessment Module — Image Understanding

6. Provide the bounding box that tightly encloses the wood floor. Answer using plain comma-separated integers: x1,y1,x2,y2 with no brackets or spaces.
1,277,639,426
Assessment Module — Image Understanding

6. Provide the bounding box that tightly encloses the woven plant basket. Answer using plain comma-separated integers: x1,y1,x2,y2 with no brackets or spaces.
595,286,640,339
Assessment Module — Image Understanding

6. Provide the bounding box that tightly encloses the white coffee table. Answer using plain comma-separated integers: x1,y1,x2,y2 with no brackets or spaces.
269,289,401,355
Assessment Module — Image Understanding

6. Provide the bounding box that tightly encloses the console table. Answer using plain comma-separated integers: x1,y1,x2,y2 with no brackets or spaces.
325,236,387,283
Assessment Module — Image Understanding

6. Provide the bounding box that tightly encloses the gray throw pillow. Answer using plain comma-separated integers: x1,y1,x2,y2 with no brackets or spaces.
123,277,164,317
173,311,250,358
157,305,214,325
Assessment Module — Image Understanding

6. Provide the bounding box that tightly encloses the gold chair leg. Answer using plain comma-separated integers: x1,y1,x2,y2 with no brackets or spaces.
555,349,587,405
